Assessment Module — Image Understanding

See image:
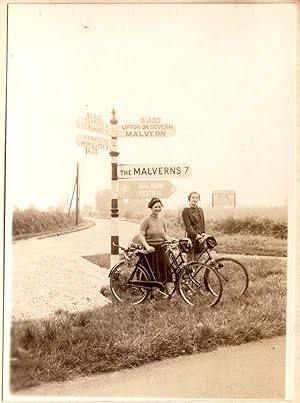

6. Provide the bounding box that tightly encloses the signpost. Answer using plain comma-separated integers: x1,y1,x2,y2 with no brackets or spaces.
118,164,192,179
212,190,236,208
119,180,177,199
76,110,189,266
116,117,175,138
76,133,111,155
77,114,111,137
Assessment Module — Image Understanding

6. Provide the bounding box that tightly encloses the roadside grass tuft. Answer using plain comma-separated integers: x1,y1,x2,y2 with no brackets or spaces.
82,253,111,269
10,257,286,392
212,234,287,257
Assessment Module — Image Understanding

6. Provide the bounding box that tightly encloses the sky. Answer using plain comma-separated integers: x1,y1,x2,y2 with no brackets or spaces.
5,3,296,211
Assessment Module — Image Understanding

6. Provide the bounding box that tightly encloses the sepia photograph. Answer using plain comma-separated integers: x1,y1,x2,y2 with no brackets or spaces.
1,0,298,401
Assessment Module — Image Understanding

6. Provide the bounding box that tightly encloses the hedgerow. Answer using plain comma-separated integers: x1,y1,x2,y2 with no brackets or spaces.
12,208,82,237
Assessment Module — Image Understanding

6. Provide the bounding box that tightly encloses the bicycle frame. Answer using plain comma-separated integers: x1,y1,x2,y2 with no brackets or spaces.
109,243,187,294
131,254,166,292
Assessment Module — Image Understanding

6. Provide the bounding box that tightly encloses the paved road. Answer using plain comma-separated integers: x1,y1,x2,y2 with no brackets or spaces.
17,336,286,400
12,218,139,256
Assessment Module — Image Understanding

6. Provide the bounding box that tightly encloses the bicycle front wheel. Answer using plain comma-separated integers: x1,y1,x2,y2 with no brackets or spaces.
110,261,150,304
178,262,223,307
207,257,249,296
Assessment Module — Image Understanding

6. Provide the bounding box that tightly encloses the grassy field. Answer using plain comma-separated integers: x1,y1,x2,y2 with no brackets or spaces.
10,257,286,392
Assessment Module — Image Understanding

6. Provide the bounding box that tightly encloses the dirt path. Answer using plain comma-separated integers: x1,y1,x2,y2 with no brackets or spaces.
16,336,286,400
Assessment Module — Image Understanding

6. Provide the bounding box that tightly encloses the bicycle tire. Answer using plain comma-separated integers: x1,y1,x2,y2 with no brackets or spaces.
110,261,150,304
206,257,249,296
178,261,223,307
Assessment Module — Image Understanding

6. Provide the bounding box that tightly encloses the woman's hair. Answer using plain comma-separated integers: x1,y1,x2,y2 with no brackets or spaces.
188,191,200,202
148,197,163,209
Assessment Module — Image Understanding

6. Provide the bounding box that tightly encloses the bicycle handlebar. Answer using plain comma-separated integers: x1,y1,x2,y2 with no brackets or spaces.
112,242,152,254
112,242,126,251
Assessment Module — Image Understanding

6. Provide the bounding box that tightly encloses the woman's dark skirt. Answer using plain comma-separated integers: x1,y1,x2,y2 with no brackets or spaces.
140,243,171,283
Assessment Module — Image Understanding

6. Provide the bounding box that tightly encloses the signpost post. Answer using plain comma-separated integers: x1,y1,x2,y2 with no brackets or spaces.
109,109,119,266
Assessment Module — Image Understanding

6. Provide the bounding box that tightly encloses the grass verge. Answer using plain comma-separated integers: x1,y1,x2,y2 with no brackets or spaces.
10,257,286,392
82,233,287,271
213,233,287,257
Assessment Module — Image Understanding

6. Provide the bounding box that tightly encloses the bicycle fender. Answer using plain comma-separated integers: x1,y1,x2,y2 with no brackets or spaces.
108,260,125,277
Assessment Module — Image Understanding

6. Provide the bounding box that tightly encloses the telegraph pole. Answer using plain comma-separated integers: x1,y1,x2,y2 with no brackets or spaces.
75,161,79,225
109,109,119,266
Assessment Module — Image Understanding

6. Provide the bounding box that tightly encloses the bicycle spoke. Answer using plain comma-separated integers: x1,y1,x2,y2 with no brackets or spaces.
210,258,249,296
179,262,222,307
110,262,150,304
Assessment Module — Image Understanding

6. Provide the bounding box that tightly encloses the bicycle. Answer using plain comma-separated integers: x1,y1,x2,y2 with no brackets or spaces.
191,233,249,296
109,238,223,307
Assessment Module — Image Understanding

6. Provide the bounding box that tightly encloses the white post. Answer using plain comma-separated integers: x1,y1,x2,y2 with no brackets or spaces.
109,108,119,267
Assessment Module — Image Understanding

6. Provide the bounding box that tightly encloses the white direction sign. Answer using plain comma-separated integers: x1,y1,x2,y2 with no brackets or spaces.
116,117,175,138
212,190,236,208
77,113,111,137
77,133,111,155
118,164,191,179
119,180,177,199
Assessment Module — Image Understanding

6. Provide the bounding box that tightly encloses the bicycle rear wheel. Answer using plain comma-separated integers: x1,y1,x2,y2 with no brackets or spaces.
110,261,150,304
207,257,249,296
178,262,223,307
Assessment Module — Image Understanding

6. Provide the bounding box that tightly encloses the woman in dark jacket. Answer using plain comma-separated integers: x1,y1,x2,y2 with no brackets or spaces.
182,191,205,262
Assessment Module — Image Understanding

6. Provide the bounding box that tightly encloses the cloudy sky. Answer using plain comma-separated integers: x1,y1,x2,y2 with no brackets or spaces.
6,3,296,210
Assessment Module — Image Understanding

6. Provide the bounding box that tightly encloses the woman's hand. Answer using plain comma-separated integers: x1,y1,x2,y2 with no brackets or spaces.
146,245,155,253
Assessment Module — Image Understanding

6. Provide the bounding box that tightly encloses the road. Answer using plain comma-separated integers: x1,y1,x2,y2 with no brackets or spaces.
17,336,286,399
12,218,139,256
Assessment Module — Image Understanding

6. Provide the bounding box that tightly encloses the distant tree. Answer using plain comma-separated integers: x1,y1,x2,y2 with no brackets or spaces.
55,198,66,213
81,204,94,217
124,199,148,219
95,189,111,216
95,189,126,217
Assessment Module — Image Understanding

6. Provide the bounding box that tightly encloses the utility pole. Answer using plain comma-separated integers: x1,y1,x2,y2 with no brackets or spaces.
75,162,79,225
109,109,119,266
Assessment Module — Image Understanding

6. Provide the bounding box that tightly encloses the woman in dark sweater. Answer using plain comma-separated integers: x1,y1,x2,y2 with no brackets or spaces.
139,197,173,295
182,191,205,262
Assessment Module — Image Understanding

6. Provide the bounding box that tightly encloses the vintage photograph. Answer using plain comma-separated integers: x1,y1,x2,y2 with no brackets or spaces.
2,1,297,400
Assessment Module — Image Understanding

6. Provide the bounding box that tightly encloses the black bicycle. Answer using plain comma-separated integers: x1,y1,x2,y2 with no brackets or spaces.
109,238,223,307
192,233,249,296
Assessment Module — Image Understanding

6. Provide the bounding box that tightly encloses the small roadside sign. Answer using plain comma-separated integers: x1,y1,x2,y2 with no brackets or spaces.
118,164,191,179
118,180,177,199
76,133,111,155
212,190,236,208
116,117,175,138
